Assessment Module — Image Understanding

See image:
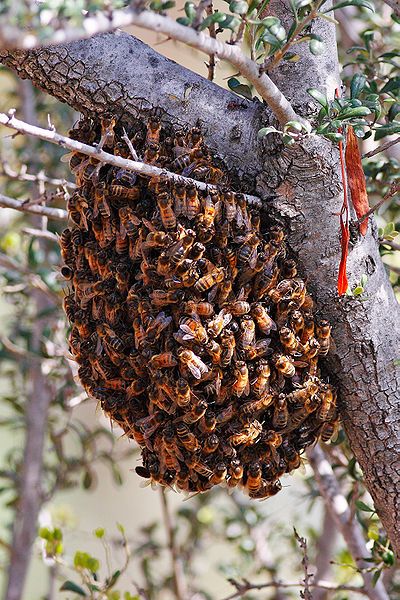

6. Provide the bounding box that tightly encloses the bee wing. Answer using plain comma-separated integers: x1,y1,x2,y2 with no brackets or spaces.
244,380,250,396
187,363,202,379
221,311,233,327
60,151,74,163
207,285,218,303
120,222,127,239
249,249,258,269
180,324,195,337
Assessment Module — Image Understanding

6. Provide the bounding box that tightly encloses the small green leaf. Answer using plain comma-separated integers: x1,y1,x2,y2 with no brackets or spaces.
353,286,364,296
350,73,367,98
258,126,280,138
94,528,105,539
307,88,329,110
372,569,382,587
309,35,325,55
324,132,345,142
374,123,400,140
338,106,371,118
324,0,374,12
367,523,380,540
382,550,395,566
355,500,374,512
229,0,248,14
360,274,368,287
381,77,400,94
60,581,87,596
227,77,253,100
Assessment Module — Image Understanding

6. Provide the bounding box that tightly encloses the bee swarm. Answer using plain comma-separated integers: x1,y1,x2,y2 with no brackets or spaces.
61,114,337,500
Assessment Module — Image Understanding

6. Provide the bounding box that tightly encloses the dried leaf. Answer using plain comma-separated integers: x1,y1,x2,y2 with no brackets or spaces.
345,125,370,235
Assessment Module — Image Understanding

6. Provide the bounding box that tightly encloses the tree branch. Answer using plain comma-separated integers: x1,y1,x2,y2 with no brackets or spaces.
0,111,262,207
307,445,389,600
0,192,67,221
0,8,299,124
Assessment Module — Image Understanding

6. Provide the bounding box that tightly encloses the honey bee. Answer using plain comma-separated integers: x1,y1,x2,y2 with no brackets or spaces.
287,377,320,406
149,352,177,370
185,184,201,220
63,291,76,322
316,320,332,356
179,316,208,344
59,227,75,267
249,480,282,500
279,327,302,355
210,463,227,486
181,400,208,424
226,301,250,316
194,267,225,294
316,383,336,422
170,379,190,409
240,392,274,418
272,394,289,429
185,300,214,318
144,142,160,165
203,433,219,454
172,181,186,217
246,461,262,494
150,289,184,307
220,331,236,367
281,259,297,279
187,455,213,479
232,361,250,397
251,303,276,335
177,348,209,380
300,314,315,344
245,339,272,361
201,193,216,228
119,206,141,237
239,316,256,350
252,360,271,397
273,354,296,378
204,339,221,364
227,458,243,487
287,396,319,430
146,116,161,146
207,308,232,338
319,417,339,443
198,411,216,434
96,323,125,352
100,115,116,149
126,379,147,399
108,184,140,202
237,233,260,268
175,422,200,452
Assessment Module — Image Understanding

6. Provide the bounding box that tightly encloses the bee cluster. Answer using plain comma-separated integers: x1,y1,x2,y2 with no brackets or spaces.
61,114,338,500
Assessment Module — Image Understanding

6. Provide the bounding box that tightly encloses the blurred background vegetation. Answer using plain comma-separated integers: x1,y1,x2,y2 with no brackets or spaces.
0,1,399,599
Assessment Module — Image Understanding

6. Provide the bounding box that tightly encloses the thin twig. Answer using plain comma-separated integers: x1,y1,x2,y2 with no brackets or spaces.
0,251,61,304
294,528,313,600
357,180,400,225
307,445,389,600
0,161,76,189
380,238,400,251
219,578,369,600
159,488,187,600
0,192,67,220
21,228,59,242
362,137,400,159
206,3,217,81
312,508,337,600
0,111,263,207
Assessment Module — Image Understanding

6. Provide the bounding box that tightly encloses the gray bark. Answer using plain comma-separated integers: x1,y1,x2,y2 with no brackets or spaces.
1,23,399,560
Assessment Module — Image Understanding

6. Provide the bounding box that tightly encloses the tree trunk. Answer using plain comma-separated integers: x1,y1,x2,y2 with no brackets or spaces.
1,24,399,556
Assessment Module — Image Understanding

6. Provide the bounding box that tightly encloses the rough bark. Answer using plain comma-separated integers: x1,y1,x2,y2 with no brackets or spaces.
1,25,400,557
